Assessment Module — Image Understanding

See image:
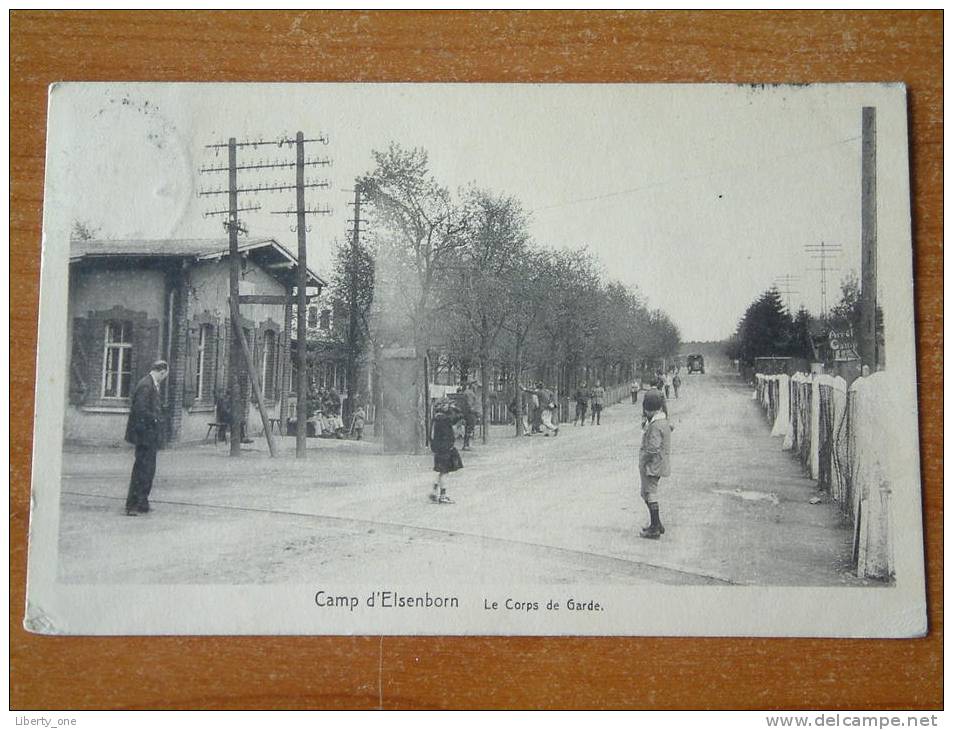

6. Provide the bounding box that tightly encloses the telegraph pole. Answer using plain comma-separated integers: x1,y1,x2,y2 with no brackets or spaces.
773,274,801,314
200,133,330,457
271,132,332,457
227,139,242,456
294,133,310,458
859,106,878,370
345,181,363,425
805,241,842,318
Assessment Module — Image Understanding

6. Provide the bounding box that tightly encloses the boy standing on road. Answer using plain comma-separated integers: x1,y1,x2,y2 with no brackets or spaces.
639,389,672,539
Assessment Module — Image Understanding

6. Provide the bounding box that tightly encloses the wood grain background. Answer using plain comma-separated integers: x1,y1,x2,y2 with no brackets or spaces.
10,10,942,710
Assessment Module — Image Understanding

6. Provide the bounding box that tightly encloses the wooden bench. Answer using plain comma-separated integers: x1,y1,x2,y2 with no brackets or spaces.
259,418,282,436
205,422,229,443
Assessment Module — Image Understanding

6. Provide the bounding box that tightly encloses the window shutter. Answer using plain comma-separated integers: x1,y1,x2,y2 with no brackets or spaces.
250,327,262,403
183,322,199,408
82,316,106,402
69,317,92,405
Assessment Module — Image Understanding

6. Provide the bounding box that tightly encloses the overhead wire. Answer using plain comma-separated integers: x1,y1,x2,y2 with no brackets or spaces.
531,134,862,215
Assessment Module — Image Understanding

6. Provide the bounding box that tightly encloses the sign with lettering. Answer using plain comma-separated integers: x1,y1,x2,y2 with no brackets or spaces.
829,328,859,361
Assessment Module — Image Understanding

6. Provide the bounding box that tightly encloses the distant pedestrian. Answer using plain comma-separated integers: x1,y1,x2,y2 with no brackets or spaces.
218,389,252,442
324,386,341,416
672,372,681,399
430,400,464,504
214,389,229,442
630,379,640,405
573,382,589,426
460,381,479,450
538,383,559,437
638,389,672,539
522,382,558,436
590,380,605,425
351,405,366,440
530,386,542,433
663,371,673,399
124,360,169,516
326,386,344,434
508,393,529,436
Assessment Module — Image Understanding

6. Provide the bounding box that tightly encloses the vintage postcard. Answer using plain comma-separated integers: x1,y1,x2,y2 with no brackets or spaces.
25,82,925,636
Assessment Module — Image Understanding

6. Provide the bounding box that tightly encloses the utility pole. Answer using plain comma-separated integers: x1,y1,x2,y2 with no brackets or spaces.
294,133,309,459
859,106,879,370
272,132,332,457
805,241,842,318
227,139,242,456
200,134,330,457
201,137,271,456
345,181,363,426
773,274,801,314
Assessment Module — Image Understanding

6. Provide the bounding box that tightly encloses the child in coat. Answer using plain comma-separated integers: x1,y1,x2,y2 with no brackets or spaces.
430,400,464,504
639,389,672,539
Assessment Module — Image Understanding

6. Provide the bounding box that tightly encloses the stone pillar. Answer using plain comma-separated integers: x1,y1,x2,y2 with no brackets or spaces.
380,347,423,454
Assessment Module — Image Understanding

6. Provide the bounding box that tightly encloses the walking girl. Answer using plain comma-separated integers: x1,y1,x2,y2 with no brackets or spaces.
430,399,464,504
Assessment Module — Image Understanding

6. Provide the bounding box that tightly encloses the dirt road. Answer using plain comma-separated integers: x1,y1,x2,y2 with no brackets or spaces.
57,373,867,586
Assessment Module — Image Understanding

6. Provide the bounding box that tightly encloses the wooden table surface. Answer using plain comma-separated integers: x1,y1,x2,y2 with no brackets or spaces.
10,10,942,710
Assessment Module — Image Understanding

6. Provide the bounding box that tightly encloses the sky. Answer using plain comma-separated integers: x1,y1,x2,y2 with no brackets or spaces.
47,82,907,341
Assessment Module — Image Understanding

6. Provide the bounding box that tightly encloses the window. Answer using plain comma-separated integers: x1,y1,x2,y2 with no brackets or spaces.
307,305,318,329
262,330,277,401
196,324,216,402
102,320,133,398
319,309,331,331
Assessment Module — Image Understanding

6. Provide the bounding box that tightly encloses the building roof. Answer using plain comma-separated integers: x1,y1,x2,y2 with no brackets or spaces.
70,237,326,289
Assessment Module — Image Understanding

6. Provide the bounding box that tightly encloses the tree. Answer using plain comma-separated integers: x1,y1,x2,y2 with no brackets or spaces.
362,144,470,351
327,232,376,421
499,249,554,436
361,144,470,448
71,220,101,241
791,306,818,362
827,271,862,335
730,287,796,366
452,188,531,442
534,247,602,393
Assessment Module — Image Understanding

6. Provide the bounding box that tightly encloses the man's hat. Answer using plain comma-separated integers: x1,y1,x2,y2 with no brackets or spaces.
151,360,169,372
643,389,664,412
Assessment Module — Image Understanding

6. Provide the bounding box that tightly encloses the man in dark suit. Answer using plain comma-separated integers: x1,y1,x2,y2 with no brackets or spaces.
124,360,169,516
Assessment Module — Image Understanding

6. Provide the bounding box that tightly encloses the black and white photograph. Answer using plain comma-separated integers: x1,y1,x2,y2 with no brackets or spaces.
26,82,925,636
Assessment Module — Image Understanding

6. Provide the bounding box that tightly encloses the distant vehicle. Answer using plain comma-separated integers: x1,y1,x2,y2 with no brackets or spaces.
686,354,705,374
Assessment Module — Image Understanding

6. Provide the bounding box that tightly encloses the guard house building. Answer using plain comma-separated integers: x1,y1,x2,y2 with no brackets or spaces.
66,237,325,445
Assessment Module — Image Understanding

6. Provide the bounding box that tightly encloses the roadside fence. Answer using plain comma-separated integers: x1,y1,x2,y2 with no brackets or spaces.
754,371,896,581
